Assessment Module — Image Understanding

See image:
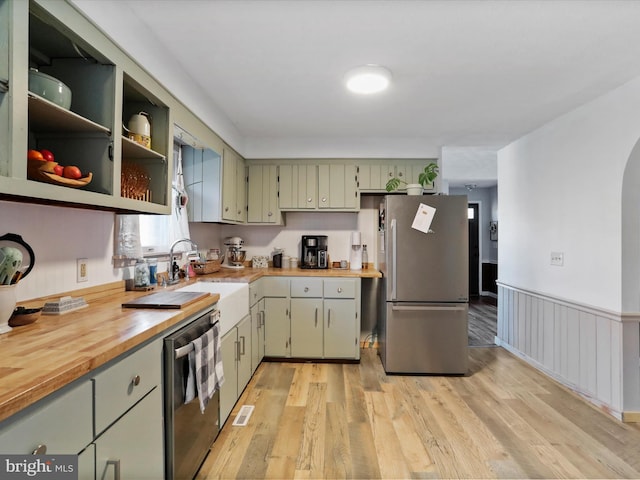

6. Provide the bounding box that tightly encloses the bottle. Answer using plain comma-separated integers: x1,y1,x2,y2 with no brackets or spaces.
362,245,369,269
148,258,158,285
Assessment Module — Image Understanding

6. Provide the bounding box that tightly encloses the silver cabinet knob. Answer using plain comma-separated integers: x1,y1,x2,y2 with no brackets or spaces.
268,211,273,216
321,197,327,203
304,287,309,292
307,197,312,202
337,287,343,293
225,206,229,212
398,172,403,177
131,375,141,387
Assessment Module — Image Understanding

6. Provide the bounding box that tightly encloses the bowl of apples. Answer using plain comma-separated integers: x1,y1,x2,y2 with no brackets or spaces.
27,149,92,188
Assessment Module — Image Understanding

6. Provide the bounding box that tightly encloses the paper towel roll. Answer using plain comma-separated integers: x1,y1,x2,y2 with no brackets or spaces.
351,231,361,245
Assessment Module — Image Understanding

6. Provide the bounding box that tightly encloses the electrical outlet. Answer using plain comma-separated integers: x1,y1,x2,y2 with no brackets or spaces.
550,252,564,266
77,258,88,282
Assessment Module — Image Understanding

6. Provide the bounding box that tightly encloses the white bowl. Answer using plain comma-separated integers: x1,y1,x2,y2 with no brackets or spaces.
28,70,72,110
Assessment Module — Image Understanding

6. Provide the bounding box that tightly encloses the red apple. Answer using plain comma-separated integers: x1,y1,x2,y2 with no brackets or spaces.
40,149,55,162
63,165,82,180
53,165,64,176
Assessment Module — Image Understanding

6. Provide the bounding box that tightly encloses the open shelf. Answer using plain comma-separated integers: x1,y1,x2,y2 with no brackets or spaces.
28,93,111,135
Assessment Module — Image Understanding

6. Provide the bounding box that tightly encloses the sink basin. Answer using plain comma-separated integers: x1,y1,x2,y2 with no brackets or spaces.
176,282,249,336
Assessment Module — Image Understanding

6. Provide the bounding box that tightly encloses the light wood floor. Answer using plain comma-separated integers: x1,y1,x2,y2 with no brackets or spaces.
469,296,498,347
197,347,640,479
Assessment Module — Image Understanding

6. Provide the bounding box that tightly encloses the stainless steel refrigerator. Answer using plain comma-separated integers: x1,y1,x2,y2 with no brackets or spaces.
378,195,469,374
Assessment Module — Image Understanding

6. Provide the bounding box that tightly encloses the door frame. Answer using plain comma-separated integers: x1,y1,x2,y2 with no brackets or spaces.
468,201,482,297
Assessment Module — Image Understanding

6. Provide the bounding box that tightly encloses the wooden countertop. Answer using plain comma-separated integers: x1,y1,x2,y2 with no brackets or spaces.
0,281,219,424
0,267,381,424
199,265,382,282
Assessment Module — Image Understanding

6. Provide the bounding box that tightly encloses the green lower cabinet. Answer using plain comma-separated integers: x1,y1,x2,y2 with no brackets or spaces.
323,299,358,358
264,297,291,357
219,315,252,426
290,298,323,358
94,388,164,480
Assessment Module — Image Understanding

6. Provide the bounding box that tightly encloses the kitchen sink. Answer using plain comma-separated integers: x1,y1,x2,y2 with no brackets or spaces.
176,282,249,336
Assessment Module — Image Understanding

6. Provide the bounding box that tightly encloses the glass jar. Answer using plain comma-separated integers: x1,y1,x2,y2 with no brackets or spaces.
362,244,369,269
134,259,150,287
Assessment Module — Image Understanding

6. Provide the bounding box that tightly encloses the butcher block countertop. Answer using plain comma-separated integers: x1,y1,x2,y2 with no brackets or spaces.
0,281,220,423
0,267,380,423
201,265,382,282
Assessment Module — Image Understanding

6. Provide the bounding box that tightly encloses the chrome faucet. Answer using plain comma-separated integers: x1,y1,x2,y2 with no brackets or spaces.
168,238,198,284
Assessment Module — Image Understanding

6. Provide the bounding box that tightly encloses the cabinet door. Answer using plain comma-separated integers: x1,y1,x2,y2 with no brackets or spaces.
264,297,290,357
250,299,265,373
278,164,316,209
247,164,280,223
318,164,358,210
237,315,252,394
219,329,238,426
222,148,238,221
235,155,247,222
95,388,164,480
324,299,357,359
290,298,323,358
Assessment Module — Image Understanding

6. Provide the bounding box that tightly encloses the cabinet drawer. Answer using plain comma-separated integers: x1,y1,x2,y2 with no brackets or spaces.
291,278,323,297
249,278,264,306
324,279,356,299
262,277,290,297
93,340,162,435
0,380,92,455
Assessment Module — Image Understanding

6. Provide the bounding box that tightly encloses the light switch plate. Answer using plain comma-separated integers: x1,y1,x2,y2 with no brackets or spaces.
550,252,564,266
77,258,88,282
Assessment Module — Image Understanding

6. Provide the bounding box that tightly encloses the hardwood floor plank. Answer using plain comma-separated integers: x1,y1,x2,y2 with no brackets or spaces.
382,379,436,475
264,405,305,479
347,421,382,479
297,382,327,477
365,390,412,479
323,402,352,479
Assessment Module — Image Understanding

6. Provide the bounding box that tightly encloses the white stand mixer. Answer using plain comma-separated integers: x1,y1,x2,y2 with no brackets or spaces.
222,236,246,269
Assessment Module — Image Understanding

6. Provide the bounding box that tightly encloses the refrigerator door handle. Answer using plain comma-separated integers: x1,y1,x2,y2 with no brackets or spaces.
391,304,467,312
390,218,397,300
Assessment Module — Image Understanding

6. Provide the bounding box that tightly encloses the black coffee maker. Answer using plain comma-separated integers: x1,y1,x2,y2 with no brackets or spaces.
301,235,328,269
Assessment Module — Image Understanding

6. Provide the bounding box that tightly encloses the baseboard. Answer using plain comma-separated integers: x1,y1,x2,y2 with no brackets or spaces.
622,411,640,423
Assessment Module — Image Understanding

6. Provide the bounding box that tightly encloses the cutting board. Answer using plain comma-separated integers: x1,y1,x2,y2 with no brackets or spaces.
122,291,210,309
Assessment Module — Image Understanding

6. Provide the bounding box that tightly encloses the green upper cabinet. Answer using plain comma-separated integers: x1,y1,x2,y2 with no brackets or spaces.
247,164,282,224
222,146,246,223
357,159,437,193
0,0,173,213
318,164,359,210
278,163,317,210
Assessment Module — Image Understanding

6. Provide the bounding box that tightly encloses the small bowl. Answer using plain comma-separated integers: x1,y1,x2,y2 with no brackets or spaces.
28,70,72,110
9,306,42,327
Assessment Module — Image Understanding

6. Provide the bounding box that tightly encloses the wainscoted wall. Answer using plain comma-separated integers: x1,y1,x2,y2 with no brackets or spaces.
497,283,640,420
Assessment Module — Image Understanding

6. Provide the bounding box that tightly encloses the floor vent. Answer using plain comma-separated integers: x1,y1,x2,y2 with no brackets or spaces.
232,405,255,426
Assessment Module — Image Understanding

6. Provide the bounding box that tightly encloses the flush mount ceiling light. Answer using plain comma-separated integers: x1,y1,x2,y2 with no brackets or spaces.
344,64,392,94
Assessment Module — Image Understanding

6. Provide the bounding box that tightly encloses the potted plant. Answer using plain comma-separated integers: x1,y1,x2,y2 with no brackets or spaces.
385,162,439,195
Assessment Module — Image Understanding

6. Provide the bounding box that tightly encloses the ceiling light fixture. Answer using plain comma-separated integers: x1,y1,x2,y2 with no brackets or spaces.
344,64,392,94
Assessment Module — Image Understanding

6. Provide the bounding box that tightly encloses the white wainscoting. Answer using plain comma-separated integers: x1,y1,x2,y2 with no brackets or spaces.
496,283,640,420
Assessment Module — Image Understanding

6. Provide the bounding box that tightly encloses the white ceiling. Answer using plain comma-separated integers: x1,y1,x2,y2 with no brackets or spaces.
72,0,640,186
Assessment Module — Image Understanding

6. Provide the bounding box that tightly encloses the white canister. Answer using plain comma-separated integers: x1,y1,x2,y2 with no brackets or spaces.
282,256,291,269
0,284,16,334
290,257,298,269
127,112,151,149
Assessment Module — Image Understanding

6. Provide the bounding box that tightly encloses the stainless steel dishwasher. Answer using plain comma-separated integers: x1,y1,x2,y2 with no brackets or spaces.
164,307,220,480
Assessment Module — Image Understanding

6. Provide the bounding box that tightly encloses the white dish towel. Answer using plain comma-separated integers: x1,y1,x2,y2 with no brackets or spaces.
186,322,224,414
